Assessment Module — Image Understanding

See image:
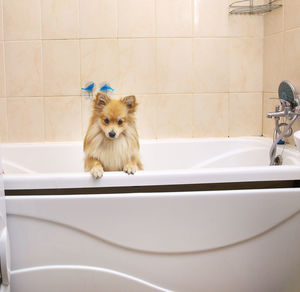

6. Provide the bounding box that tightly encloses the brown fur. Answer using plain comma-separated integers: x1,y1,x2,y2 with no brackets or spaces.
84,92,143,178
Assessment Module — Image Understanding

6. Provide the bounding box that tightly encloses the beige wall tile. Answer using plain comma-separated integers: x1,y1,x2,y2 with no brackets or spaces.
119,39,156,94
118,0,155,38
157,94,194,138
7,97,44,142
157,38,193,94
0,42,5,97
3,0,41,40
81,96,92,139
136,95,158,139
284,0,300,30
0,0,3,41
5,41,42,97
264,33,284,93
263,92,281,137
79,0,117,38
193,38,229,93
42,0,79,39
230,38,263,92
156,0,192,37
45,96,81,141
80,39,119,91
194,93,229,137
284,29,300,91
264,3,283,36
0,98,7,142
229,93,262,137
194,0,228,37
0,0,274,142
43,40,80,96
229,15,264,37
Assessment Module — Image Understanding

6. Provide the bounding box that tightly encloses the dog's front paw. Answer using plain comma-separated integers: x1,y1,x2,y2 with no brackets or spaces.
90,165,104,179
123,164,137,175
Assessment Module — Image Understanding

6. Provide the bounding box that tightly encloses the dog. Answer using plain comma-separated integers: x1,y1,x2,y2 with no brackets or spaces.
84,92,143,178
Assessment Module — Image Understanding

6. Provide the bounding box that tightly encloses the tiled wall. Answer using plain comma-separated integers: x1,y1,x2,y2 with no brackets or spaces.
263,0,300,140
0,0,264,142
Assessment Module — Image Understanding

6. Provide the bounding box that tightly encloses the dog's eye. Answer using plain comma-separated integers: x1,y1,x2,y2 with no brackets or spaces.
118,120,123,125
104,118,109,124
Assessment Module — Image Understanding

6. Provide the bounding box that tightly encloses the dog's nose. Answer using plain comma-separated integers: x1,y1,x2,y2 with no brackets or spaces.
109,131,116,138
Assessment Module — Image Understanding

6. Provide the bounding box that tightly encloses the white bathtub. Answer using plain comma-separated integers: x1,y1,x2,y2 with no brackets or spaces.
2,137,300,292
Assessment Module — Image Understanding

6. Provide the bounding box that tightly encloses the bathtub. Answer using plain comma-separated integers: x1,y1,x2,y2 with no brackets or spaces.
2,137,300,292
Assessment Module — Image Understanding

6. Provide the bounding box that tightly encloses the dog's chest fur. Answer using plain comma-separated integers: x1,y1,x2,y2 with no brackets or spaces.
97,136,131,171
86,130,132,171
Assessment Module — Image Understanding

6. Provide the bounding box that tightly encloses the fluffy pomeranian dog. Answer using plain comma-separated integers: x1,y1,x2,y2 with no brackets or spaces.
84,92,143,178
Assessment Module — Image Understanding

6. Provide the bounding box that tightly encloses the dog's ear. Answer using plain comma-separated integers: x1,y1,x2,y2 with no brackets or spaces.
94,92,110,111
121,95,137,113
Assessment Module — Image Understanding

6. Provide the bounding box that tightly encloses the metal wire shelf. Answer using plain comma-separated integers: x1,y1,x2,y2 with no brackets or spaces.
229,0,282,15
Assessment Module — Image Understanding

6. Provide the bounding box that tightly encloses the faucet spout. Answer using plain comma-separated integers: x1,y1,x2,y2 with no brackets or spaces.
267,111,286,118
268,81,300,165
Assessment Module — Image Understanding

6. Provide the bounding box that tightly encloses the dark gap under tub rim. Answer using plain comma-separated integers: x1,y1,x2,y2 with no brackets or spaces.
5,180,300,196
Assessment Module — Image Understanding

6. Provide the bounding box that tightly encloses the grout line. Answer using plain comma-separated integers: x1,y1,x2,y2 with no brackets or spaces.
283,0,286,32
153,0,158,140
264,31,284,38
39,0,42,40
153,0,158,105
116,0,119,39
4,92,265,99
154,0,157,37
2,35,266,42
284,26,300,33
77,0,84,138
39,0,46,141
77,0,80,40
191,0,194,38
1,0,8,141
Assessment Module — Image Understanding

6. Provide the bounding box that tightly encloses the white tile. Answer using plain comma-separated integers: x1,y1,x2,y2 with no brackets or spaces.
3,0,41,40
193,38,229,93
156,0,192,37
194,94,229,137
229,93,262,137
157,38,193,93
194,0,228,37
79,0,117,38
80,39,119,92
136,94,158,139
119,39,156,94
43,40,80,96
118,0,155,37
0,98,7,142
5,41,42,97
7,97,44,142
42,0,79,39
230,38,263,92
45,96,82,141
157,94,194,138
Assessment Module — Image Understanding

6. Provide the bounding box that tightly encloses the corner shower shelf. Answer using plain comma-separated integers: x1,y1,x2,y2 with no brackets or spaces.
229,0,282,15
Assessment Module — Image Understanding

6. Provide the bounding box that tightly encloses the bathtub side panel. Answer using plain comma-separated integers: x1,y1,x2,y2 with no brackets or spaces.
6,188,300,292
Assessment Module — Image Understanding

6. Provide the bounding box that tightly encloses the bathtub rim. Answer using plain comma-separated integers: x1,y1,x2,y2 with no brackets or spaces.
2,136,300,191
4,165,300,191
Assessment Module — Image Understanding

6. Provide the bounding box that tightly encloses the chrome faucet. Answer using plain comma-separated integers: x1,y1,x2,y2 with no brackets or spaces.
267,99,297,119
267,81,300,165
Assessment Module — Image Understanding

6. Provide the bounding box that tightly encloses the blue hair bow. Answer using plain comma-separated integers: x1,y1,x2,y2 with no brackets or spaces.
81,82,95,92
100,83,114,93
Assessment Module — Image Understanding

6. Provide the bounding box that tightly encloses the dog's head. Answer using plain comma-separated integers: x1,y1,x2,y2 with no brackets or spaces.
93,92,137,140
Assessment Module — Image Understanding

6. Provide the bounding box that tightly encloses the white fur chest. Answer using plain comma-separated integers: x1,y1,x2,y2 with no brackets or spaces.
95,136,132,171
